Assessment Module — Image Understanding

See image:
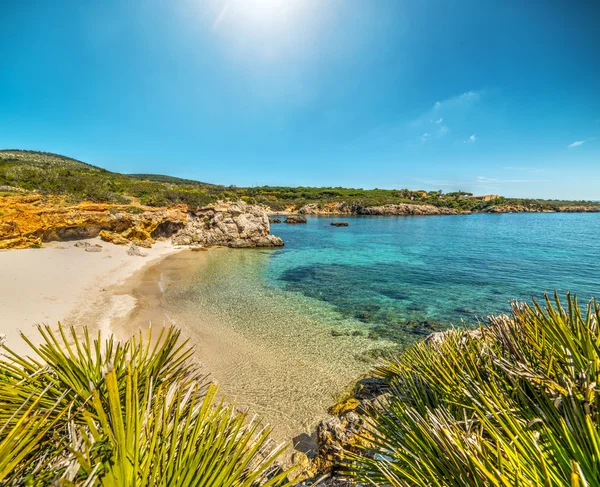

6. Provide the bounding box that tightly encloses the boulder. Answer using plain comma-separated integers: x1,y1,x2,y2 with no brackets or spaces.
256,235,284,247
172,201,284,248
99,230,130,246
85,244,103,253
127,245,147,257
331,222,349,227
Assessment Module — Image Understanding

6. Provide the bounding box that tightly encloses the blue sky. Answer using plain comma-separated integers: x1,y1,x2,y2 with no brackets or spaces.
1,0,599,198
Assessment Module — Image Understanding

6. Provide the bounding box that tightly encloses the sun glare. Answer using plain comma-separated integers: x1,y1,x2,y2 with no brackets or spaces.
213,0,311,35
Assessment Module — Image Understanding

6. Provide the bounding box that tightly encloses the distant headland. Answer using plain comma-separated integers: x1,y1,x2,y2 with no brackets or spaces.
1,149,598,250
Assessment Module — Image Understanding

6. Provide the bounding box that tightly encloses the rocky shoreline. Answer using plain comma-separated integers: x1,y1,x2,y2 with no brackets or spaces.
270,201,600,217
3,196,598,250
0,196,283,250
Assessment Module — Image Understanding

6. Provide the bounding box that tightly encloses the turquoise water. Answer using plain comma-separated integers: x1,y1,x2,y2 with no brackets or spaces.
265,213,600,342
154,212,599,443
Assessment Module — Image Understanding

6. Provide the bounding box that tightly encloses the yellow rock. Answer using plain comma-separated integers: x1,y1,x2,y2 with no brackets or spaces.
328,397,360,416
0,195,187,249
99,230,130,246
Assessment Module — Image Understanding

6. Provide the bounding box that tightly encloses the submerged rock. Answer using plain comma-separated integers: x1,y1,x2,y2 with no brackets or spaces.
330,221,349,227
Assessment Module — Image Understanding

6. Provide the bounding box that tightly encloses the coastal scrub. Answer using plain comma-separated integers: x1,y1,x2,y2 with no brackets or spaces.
346,293,600,486
0,325,291,485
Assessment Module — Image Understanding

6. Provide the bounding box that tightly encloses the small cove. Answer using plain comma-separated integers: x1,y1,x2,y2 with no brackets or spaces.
116,212,600,451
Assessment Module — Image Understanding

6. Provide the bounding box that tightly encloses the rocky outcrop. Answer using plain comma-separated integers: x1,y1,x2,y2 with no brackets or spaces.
0,196,283,250
0,195,187,249
127,245,148,257
284,215,307,224
330,222,349,227
171,201,284,248
298,202,468,216
486,204,599,213
357,204,467,216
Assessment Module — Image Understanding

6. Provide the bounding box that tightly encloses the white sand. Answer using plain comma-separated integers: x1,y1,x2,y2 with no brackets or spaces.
0,238,181,356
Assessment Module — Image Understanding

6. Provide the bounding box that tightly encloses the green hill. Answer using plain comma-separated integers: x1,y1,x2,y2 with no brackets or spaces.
0,150,228,207
0,149,597,212
0,150,104,171
127,173,215,187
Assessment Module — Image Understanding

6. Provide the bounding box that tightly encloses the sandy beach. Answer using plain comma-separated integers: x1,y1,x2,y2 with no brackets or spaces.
0,238,182,356
0,238,382,457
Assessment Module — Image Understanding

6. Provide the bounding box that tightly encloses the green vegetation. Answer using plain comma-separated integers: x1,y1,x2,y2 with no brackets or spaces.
0,150,229,207
347,293,600,486
1,150,597,212
0,325,290,486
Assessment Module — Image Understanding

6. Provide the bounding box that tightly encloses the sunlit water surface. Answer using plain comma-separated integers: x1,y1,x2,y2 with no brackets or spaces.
156,213,600,446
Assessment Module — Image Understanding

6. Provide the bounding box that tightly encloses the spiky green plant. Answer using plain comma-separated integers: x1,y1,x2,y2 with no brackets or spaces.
0,325,292,485
346,293,600,486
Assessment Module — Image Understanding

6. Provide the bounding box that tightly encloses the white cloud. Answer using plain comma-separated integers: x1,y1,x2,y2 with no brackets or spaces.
411,90,480,126
420,132,431,142
469,134,476,142
568,137,598,149
438,125,449,136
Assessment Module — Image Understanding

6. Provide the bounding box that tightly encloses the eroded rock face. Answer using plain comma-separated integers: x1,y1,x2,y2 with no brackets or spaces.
298,202,468,216
0,195,187,249
171,201,284,248
0,196,283,250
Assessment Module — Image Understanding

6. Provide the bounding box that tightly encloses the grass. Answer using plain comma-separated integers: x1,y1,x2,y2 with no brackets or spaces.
345,293,600,486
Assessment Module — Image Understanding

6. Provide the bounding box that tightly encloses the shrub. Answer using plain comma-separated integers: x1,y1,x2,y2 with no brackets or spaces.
0,325,291,485
347,293,600,486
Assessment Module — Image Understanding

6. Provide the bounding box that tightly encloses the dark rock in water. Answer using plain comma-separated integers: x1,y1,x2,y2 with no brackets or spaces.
353,377,389,400
269,218,281,224
331,222,349,227
285,215,307,224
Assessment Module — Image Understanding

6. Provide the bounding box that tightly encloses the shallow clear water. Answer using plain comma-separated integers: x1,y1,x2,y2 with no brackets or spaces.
266,213,600,342
153,212,599,445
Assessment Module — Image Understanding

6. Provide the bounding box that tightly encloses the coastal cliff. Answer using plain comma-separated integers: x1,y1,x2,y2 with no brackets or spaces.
0,195,282,250
273,201,600,216
296,202,468,215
